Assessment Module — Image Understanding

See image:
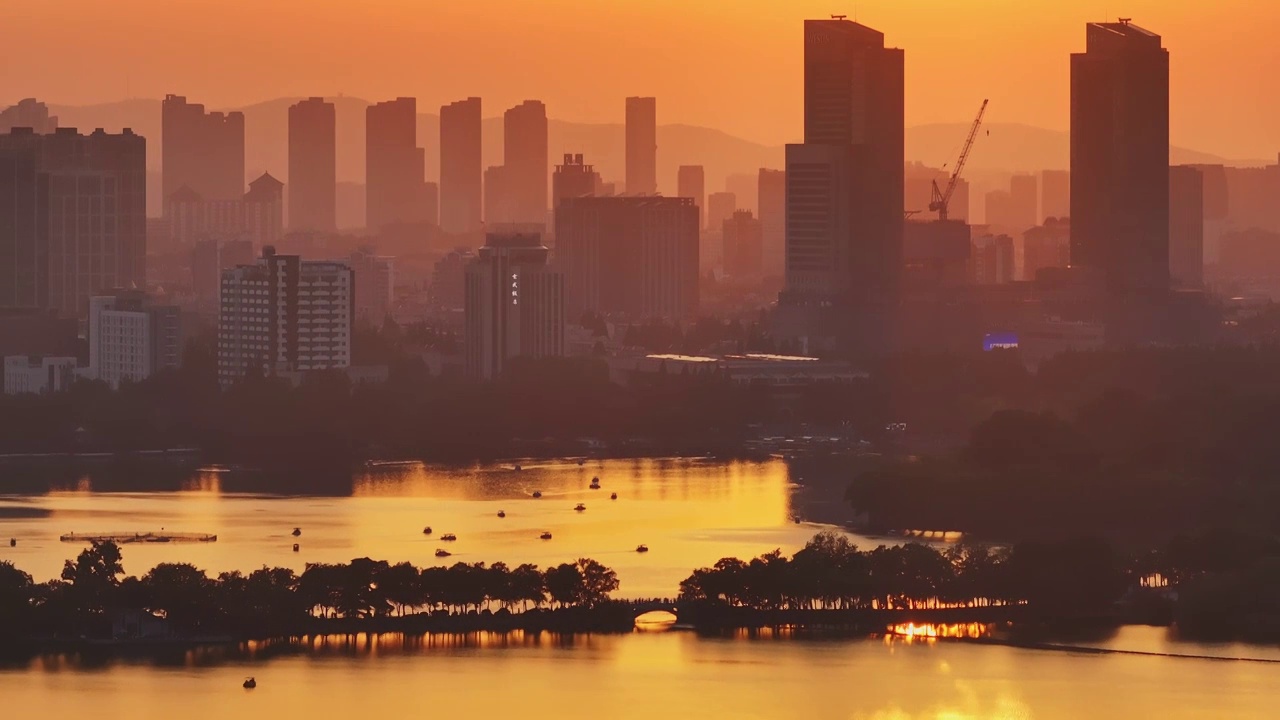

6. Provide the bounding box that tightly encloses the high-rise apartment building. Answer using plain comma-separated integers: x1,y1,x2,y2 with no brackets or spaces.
758,168,786,278
706,191,737,233
243,173,284,247
786,19,904,302
88,290,182,389
217,248,353,385
1041,169,1070,221
676,165,705,228
484,165,513,225
162,95,244,204
366,97,426,230
554,196,699,321
1023,219,1072,281
625,97,657,194
503,100,548,225
440,97,483,234
0,98,57,133
288,97,336,231
1071,20,1170,294
0,127,147,316
723,210,764,279
464,232,564,380
553,154,600,209
1169,165,1204,288
1009,174,1039,230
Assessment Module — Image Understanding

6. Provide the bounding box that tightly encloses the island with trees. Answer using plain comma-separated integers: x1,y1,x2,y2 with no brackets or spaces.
4,529,1280,660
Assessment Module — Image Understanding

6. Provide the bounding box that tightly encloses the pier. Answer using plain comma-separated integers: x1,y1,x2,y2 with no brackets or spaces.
60,531,218,544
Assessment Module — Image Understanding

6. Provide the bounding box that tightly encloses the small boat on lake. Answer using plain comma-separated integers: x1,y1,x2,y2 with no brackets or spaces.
440,533,457,541
292,543,300,552
291,527,301,537
8,538,14,547
531,491,542,498
636,544,649,553
574,503,586,512
243,677,256,689
610,492,618,500
423,526,432,535
435,548,452,558
540,531,553,540
497,510,506,518
514,464,522,472
590,477,601,489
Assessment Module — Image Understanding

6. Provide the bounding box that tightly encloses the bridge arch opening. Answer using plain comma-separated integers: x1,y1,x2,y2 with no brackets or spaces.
634,610,678,631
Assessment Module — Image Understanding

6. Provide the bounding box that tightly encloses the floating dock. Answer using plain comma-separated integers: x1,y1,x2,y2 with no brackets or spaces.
60,532,218,544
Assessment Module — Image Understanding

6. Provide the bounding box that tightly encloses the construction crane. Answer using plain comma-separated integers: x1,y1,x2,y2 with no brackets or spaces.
928,99,989,222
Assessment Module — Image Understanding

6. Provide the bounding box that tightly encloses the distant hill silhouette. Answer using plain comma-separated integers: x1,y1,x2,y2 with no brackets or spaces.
42,97,1268,216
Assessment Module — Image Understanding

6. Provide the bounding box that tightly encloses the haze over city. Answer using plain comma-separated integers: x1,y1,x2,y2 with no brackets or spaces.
4,0,1277,158
3,3,1280,718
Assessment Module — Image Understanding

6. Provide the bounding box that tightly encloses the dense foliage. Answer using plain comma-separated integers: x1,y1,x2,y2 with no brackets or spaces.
0,542,618,640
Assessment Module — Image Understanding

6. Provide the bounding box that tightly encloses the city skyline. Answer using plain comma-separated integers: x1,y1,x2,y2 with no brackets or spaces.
2,1,1275,159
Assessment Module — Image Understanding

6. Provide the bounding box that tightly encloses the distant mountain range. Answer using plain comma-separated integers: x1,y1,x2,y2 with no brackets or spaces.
43,97,1270,215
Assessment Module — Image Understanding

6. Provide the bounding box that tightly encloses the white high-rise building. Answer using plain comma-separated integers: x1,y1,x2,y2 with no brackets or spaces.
88,291,182,389
217,247,352,385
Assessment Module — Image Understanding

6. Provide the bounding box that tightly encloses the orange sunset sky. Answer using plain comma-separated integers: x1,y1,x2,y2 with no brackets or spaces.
2,0,1276,159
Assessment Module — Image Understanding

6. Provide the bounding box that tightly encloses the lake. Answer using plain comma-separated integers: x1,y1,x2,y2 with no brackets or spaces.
2,627,1278,719
2,457,1277,718
0,457,853,595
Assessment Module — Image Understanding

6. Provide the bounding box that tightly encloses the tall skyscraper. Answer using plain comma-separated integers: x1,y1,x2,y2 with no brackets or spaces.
243,173,284,247
625,97,657,194
555,196,698,321
786,19,904,302
288,97,336,232
706,191,737,234
464,231,564,380
366,97,426,230
1169,165,1204,288
553,154,600,209
1071,20,1170,294
503,100,548,225
723,210,764,279
0,98,57,134
440,97,483,234
758,168,786,278
677,165,705,227
0,127,147,316
217,248,353,385
162,95,244,204
1041,169,1070,221
1009,174,1039,230
483,165,513,225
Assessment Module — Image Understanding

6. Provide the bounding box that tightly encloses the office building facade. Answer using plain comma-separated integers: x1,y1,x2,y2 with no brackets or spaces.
1071,20,1170,294
554,195,699,321
88,291,182,389
464,232,564,380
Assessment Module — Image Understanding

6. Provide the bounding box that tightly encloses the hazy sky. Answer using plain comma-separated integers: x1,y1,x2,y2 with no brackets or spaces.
3,0,1276,159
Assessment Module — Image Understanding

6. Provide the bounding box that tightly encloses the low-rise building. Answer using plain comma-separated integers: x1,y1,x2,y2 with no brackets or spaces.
3,355,78,394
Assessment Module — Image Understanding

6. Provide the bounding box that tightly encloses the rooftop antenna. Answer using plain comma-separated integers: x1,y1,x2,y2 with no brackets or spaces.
831,14,847,21
1118,17,1132,25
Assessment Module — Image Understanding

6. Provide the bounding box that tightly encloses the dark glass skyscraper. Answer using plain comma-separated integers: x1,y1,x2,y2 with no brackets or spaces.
1071,20,1170,294
288,97,336,231
785,19,903,302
